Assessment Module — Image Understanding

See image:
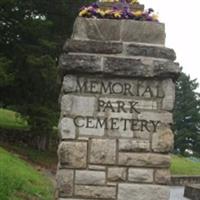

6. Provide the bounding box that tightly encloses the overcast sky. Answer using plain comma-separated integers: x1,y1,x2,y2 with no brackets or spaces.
140,0,200,91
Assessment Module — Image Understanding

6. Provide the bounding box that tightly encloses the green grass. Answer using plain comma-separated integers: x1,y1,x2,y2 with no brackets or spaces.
0,109,28,129
1,144,57,171
0,147,54,200
171,155,200,175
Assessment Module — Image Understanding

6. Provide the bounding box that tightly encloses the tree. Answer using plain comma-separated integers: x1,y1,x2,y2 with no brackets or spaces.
173,72,200,155
0,0,60,150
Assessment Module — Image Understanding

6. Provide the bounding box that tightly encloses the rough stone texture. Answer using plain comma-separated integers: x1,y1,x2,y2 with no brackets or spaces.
59,53,102,76
61,95,96,116
72,17,121,41
90,139,116,165
60,95,73,116
107,167,127,182
71,96,96,116
75,170,105,185
72,17,165,45
56,169,74,197
118,153,171,168
75,185,116,199
138,111,173,124
118,184,170,200
155,169,171,185
62,75,77,93
64,39,123,54
128,168,153,183
58,118,76,139
78,126,105,137
126,43,176,60
119,139,150,152
58,141,87,168
103,56,180,79
162,79,176,111
121,20,165,44
152,129,174,153
57,16,179,200
88,165,106,171
60,53,180,79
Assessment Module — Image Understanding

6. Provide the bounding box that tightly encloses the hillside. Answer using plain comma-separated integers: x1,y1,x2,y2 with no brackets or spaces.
0,147,54,200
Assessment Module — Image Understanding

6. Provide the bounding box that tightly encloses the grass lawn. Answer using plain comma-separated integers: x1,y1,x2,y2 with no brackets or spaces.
1,144,57,171
0,147,54,200
0,108,28,129
171,155,200,175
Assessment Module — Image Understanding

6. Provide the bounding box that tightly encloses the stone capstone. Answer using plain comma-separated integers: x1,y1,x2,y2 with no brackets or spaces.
72,17,165,45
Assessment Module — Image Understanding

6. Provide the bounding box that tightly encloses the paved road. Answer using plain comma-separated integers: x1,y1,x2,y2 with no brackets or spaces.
170,187,190,200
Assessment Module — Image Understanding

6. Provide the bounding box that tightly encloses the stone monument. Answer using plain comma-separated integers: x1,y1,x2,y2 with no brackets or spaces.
56,2,180,199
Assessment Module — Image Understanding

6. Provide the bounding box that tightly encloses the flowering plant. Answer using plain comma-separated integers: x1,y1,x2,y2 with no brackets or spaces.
79,0,158,22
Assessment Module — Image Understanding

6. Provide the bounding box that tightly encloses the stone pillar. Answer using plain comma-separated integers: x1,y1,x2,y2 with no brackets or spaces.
56,17,180,200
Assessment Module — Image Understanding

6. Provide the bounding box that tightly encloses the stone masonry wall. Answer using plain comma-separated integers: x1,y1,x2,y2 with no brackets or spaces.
56,17,180,200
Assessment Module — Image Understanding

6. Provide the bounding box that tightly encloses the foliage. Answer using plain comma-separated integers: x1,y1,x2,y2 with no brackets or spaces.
0,109,27,129
1,144,57,170
0,0,63,149
174,72,200,155
0,147,54,200
171,155,200,175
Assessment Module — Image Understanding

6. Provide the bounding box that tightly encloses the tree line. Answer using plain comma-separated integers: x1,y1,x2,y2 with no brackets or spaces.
0,0,200,154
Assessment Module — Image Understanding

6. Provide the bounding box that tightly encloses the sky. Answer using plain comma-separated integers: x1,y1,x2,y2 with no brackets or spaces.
140,0,200,91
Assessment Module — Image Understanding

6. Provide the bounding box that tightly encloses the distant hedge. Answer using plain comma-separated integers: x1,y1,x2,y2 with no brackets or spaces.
0,127,58,150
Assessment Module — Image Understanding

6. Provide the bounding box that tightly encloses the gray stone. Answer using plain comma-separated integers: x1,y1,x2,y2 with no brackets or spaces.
128,168,153,183
118,183,170,200
90,139,116,165
75,170,105,185
59,53,102,76
126,43,176,60
119,139,150,152
88,165,106,171
152,128,174,153
107,167,127,182
118,153,171,168
155,169,171,184
60,95,73,116
61,95,96,116
121,20,165,44
58,141,87,168
64,39,123,54
56,169,74,197
72,17,121,41
103,56,180,79
138,111,173,124
71,96,96,116
58,117,76,139
72,17,165,45
75,185,116,199
162,79,175,111
62,75,77,93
